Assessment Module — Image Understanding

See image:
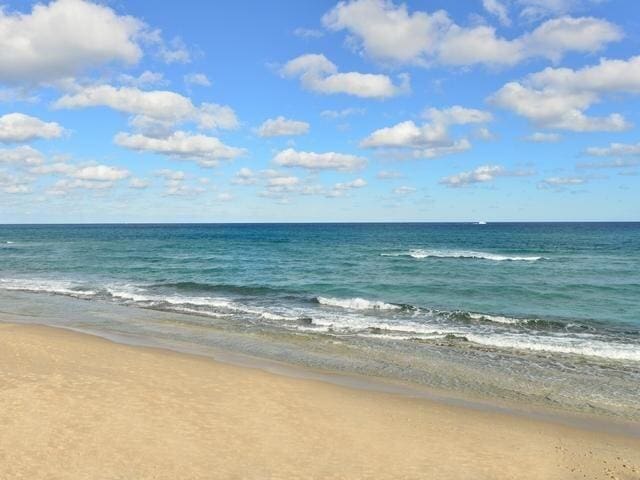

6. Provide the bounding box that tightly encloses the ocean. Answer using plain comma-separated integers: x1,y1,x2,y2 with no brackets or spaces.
1,223,639,419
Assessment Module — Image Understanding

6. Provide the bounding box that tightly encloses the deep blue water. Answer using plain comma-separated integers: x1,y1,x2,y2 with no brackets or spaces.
1,223,639,417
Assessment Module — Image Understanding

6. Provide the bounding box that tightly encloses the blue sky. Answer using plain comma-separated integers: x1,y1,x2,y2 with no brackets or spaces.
0,0,639,222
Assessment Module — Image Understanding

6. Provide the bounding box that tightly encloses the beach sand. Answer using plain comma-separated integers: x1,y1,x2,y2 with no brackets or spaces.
0,322,638,480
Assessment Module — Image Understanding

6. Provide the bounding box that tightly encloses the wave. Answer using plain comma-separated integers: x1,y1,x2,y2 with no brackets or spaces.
0,278,97,298
382,249,543,261
147,281,280,296
315,296,402,311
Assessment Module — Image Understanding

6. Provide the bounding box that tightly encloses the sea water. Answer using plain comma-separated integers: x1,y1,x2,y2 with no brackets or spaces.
1,223,638,419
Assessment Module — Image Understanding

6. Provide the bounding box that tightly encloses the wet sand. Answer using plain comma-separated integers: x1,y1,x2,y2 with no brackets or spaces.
1,321,638,479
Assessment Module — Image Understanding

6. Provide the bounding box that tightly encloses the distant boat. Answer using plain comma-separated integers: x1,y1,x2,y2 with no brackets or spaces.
476,221,487,225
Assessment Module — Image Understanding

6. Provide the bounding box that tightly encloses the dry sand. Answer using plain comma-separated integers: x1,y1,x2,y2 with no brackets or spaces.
0,321,638,479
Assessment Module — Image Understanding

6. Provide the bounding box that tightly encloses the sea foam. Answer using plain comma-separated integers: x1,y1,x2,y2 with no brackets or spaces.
382,249,543,261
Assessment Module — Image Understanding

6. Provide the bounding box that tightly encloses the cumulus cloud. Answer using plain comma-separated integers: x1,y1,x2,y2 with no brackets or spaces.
360,105,490,159
440,164,533,187
327,178,367,197
320,108,365,119
119,71,167,88
517,0,604,20
72,165,129,181
392,185,416,195
281,53,409,99
128,177,149,189
523,132,562,142
0,0,147,85
293,27,324,38
0,170,32,194
53,84,239,133
584,142,640,157
273,148,366,171
322,0,621,67
184,73,211,87
376,170,403,180
483,0,511,26
114,131,245,167
258,117,310,137
232,167,258,185
0,113,64,143
0,145,45,165
538,176,587,189
491,56,640,132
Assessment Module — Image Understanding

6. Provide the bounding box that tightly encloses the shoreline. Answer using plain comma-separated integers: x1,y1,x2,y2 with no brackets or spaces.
1,320,639,479
2,302,640,439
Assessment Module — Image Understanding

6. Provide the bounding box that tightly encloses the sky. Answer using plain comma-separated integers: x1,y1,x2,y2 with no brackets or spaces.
0,0,639,223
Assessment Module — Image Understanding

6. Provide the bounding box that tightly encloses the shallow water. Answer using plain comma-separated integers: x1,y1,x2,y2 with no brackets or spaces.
1,223,639,419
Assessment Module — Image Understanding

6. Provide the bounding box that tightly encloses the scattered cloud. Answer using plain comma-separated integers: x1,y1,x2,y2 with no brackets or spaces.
320,108,365,119
0,145,45,165
72,165,130,181
491,56,640,132
360,105,491,159
184,73,211,87
538,175,588,189
0,113,64,143
376,170,403,179
258,116,310,137
53,84,239,133
281,53,410,98
392,185,416,195
114,131,245,167
273,148,366,171
483,0,511,26
523,132,562,142
293,27,324,38
119,71,167,88
440,164,533,187
128,177,149,189
0,0,145,85
321,0,620,67
584,142,640,157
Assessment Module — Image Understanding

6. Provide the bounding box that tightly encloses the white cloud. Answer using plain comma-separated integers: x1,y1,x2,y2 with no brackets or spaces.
578,158,640,169
360,106,490,159
128,178,149,189
483,0,511,26
538,176,587,188
392,185,416,195
0,0,146,85
281,53,409,98
320,108,365,118
0,113,64,143
491,56,640,132
157,37,191,64
293,28,324,38
216,192,233,202
72,165,130,181
184,73,211,87
517,0,603,20
53,84,239,132
119,71,167,88
156,169,186,181
377,170,403,179
322,0,621,67
0,170,31,194
440,164,532,187
232,167,258,185
258,116,310,137
114,131,245,167
273,148,366,171
328,178,367,197
0,145,45,165
524,132,562,142
585,142,640,157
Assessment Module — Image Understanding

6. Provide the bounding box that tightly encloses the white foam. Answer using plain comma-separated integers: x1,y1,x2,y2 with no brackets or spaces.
465,333,640,362
382,249,543,261
316,296,401,311
0,278,96,297
467,313,521,325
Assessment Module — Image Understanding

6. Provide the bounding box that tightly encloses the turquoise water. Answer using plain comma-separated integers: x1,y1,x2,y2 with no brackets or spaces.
1,223,639,418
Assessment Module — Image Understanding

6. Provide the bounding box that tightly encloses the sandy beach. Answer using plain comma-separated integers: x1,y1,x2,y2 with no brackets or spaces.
0,321,637,479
